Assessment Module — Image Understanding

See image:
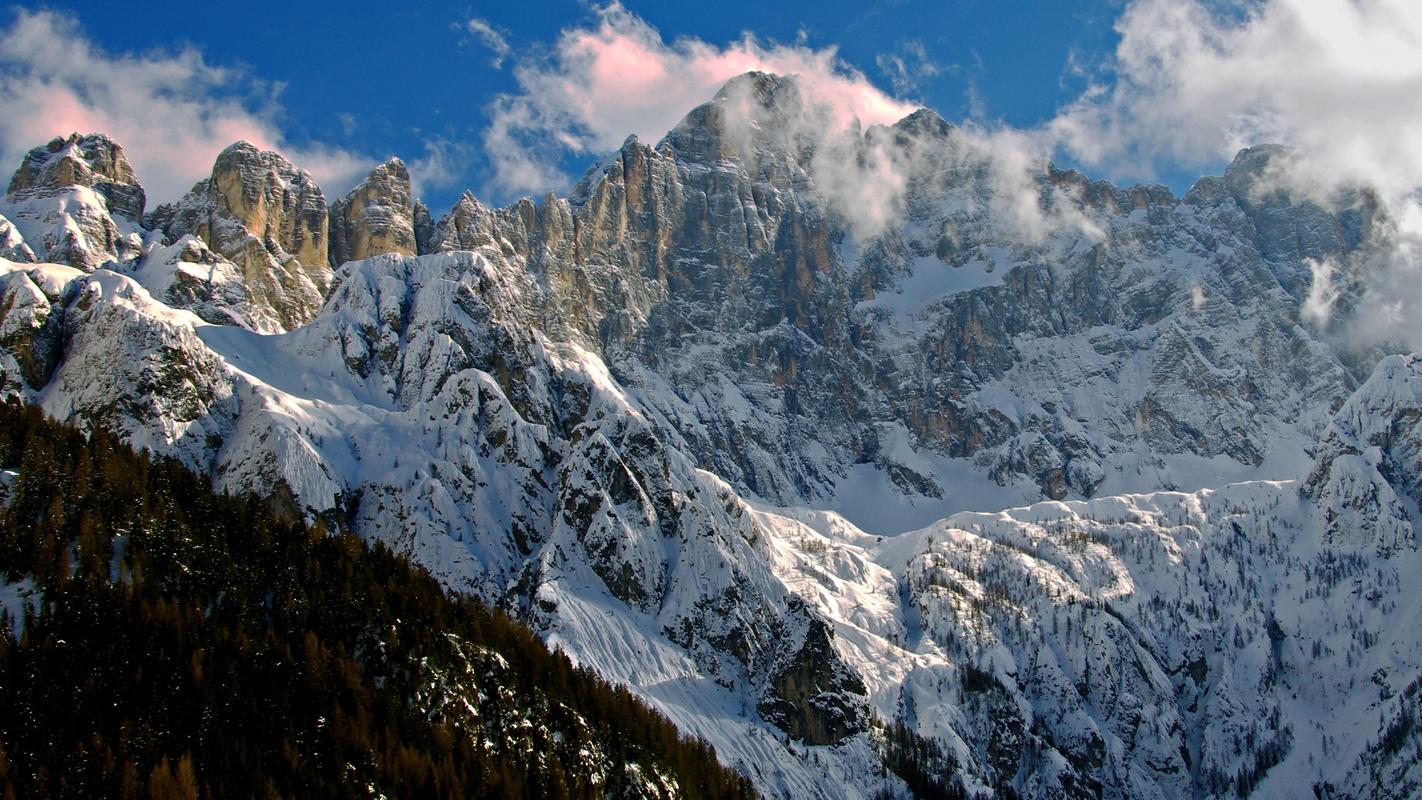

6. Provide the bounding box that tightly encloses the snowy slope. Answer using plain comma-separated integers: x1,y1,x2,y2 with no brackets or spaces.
3,247,1419,798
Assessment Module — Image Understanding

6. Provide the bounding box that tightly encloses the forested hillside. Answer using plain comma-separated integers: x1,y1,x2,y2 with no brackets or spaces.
0,400,754,799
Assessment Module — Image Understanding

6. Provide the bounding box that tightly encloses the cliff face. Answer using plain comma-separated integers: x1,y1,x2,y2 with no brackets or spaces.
0,133,145,271
401,72,1363,517
329,157,419,266
1304,353,1422,555
148,141,333,332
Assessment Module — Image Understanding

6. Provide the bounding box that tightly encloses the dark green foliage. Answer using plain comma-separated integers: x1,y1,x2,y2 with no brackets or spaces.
0,399,756,799
874,718,970,800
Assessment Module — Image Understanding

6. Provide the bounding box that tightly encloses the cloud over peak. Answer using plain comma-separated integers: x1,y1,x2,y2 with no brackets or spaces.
481,2,917,197
0,9,370,204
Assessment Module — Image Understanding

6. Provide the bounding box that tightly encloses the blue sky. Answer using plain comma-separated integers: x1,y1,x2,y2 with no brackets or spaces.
0,1,1128,208
4,1,1421,219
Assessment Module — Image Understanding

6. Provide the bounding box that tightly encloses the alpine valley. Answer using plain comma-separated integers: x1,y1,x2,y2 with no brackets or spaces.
1,71,1419,799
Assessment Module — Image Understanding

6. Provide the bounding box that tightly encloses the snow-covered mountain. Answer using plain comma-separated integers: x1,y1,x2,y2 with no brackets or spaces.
0,71,1416,798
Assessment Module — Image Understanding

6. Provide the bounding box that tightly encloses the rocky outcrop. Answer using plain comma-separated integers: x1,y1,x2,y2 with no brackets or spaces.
756,614,867,744
328,157,419,266
150,141,333,331
1,133,145,270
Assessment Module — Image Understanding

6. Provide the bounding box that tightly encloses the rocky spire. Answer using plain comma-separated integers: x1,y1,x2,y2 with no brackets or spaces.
149,141,332,331
328,157,418,266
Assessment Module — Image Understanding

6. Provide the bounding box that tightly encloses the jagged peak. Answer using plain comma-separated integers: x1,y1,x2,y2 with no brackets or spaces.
216,139,264,160
6,131,146,221
8,132,139,191
892,107,952,139
1221,143,1297,205
212,140,318,188
341,157,411,201
1225,143,1293,176
371,156,408,176
453,189,485,211
711,70,804,107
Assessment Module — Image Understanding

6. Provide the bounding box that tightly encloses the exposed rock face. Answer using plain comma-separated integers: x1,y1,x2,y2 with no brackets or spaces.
410,73,1361,516
756,613,867,745
150,141,333,331
413,200,436,255
1,133,145,270
329,157,419,265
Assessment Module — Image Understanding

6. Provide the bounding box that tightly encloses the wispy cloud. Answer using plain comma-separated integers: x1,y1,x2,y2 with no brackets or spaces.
1048,0,1422,195
0,10,371,204
875,39,942,99
461,17,512,69
408,136,475,195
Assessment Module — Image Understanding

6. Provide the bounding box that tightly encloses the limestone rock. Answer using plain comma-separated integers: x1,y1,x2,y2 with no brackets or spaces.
756,614,867,745
413,200,436,255
150,141,332,331
329,157,418,265
1,133,145,270
6,132,146,222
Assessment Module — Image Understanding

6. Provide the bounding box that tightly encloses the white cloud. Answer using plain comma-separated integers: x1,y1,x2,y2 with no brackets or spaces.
0,10,371,205
1301,257,1340,326
1048,0,1422,196
408,136,476,195
875,40,943,98
462,17,512,68
1040,0,1422,351
482,2,915,198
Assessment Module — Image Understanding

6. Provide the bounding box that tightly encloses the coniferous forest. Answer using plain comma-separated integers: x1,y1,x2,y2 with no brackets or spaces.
0,400,756,799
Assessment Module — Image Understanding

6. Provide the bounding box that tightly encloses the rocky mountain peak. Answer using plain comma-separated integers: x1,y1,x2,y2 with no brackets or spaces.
204,141,328,270
6,132,146,222
713,70,803,107
1220,143,1311,221
145,140,333,331
661,71,819,169
892,107,952,140
329,156,418,265
430,190,496,252
1217,143,1375,261
0,132,145,270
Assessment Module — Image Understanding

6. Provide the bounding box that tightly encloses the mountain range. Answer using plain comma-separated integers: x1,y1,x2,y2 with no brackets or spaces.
0,70,1416,799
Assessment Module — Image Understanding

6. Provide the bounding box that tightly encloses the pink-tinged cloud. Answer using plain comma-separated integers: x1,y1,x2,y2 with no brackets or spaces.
0,10,371,204
485,3,917,197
